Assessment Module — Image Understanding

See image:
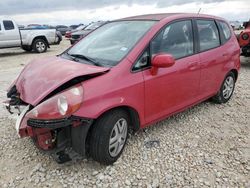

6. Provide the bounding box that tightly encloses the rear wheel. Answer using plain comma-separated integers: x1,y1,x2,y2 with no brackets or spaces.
89,109,129,165
33,39,48,53
212,72,236,104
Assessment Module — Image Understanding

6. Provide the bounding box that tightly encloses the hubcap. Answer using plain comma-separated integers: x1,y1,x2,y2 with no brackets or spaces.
109,118,128,157
36,42,45,52
222,76,234,99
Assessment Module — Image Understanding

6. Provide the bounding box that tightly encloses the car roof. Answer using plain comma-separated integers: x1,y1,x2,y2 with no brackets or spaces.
117,13,223,21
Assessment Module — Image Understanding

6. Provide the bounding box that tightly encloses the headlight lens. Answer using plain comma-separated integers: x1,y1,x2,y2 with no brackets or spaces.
26,84,83,120
57,96,68,115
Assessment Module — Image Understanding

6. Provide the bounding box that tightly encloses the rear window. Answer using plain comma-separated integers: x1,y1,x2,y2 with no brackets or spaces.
197,20,220,52
3,20,15,30
218,21,231,44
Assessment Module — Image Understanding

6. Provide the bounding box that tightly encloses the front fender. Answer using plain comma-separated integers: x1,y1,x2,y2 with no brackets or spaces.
73,83,145,126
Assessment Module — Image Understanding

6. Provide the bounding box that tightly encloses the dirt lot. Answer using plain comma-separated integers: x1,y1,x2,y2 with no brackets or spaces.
0,39,249,188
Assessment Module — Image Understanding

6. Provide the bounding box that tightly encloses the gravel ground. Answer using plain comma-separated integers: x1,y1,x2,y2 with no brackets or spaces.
0,39,249,188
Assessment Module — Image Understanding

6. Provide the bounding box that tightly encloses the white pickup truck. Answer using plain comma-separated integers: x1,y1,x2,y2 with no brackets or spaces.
0,19,61,53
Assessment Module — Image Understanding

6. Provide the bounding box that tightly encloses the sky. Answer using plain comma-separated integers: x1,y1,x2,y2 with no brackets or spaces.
0,0,249,26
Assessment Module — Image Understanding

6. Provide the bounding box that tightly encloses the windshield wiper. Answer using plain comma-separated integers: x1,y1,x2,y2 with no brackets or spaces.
67,53,102,67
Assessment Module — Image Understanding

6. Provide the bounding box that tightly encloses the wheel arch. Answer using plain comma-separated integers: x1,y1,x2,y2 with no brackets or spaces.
32,36,50,48
93,105,141,132
230,69,238,81
84,105,141,157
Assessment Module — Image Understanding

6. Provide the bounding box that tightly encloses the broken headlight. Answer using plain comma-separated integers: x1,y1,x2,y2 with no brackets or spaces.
26,84,83,120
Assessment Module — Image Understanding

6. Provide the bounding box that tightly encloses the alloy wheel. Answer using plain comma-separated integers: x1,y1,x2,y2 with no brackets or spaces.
36,42,46,52
222,76,234,99
109,118,128,157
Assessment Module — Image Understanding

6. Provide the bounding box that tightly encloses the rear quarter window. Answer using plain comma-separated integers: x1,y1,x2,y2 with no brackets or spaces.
218,21,232,44
197,19,220,52
3,20,15,30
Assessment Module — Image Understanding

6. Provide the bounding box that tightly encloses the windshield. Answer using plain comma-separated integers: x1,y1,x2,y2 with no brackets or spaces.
67,20,156,66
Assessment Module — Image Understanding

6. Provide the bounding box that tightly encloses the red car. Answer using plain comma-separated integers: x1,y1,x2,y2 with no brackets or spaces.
238,20,250,56
5,13,240,164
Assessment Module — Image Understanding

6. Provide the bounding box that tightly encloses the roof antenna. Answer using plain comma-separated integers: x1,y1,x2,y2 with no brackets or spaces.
198,8,201,14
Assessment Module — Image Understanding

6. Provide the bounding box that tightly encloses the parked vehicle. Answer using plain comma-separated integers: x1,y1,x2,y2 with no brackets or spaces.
18,25,25,29
56,25,69,35
69,24,81,30
65,25,86,39
21,25,62,44
238,20,250,57
70,21,107,44
4,13,240,165
229,21,242,30
0,19,61,53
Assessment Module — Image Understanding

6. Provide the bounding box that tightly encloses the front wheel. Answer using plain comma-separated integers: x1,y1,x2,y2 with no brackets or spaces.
212,72,236,104
88,109,129,165
33,39,48,53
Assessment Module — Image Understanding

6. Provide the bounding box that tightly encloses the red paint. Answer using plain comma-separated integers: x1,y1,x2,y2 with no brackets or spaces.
12,13,240,139
238,21,250,48
15,56,109,106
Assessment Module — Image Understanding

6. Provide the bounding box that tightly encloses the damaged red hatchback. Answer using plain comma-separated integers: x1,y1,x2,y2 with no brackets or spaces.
5,13,240,164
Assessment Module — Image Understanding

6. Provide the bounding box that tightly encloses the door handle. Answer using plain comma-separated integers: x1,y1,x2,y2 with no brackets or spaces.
188,62,199,71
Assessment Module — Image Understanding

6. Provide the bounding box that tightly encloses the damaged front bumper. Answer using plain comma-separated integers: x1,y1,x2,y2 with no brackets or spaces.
3,101,93,163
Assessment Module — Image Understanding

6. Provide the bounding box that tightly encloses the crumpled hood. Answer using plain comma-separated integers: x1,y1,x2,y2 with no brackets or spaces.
15,56,109,106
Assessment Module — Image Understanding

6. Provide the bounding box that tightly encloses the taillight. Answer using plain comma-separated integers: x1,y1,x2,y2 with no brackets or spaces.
242,33,249,40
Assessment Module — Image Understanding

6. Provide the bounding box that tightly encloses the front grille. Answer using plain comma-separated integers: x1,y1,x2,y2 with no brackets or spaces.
27,116,94,129
27,118,71,129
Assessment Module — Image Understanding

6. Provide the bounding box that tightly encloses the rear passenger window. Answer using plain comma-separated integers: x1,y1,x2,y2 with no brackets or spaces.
218,21,231,43
3,20,15,30
151,20,194,59
197,20,220,51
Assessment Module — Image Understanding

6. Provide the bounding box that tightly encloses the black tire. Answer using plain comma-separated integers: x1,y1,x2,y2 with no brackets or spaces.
55,37,61,45
241,45,250,57
32,39,48,53
212,72,236,104
70,40,75,45
55,31,62,45
89,109,129,165
21,45,32,52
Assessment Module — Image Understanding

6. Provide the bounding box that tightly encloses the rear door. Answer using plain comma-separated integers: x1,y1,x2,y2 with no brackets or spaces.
139,20,201,125
0,20,21,47
196,19,226,99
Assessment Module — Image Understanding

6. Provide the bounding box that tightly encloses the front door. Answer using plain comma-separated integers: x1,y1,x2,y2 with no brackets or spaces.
141,20,201,125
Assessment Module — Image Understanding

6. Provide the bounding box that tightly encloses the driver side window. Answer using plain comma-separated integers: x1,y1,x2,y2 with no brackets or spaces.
151,20,194,59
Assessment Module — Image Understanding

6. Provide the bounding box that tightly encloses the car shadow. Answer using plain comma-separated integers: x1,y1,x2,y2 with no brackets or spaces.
241,62,250,69
0,51,34,58
51,100,213,168
240,56,250,69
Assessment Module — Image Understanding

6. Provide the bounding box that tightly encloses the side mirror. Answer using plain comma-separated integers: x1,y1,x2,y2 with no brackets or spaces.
152,54,175,68
151,54,175,75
